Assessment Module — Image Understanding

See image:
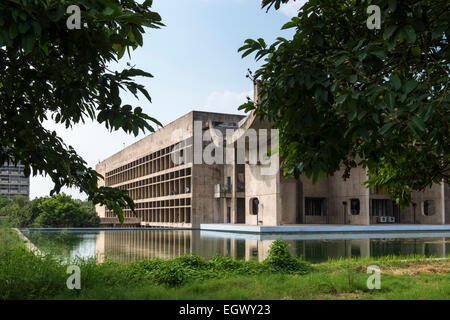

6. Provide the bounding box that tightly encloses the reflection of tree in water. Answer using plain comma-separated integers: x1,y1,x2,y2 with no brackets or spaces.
26,231,85,257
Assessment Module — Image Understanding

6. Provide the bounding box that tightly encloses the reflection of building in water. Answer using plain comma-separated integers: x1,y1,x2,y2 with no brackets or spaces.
95,231,105,263
94,230,272,263
288,238,447,263
288,239,371,263
69,233,97,261
91,230,448,264
96,230,192,263
369,238,447,258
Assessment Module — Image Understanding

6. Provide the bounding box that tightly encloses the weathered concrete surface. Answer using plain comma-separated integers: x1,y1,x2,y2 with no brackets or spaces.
99,217,141,228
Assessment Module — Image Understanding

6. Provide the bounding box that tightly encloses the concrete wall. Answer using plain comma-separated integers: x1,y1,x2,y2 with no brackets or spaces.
95,112,195,219
192,112,246,227
192,164,223,227
400,183,446,225
245,163,281,226
328,166,370,225
96,111,247,227
280,178,299,224
97,112,194,172
300,175,329,224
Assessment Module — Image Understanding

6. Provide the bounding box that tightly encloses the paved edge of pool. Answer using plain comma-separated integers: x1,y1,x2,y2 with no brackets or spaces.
18,225,450,235
12,228,43,256
19,227,199,232
200,224,450,234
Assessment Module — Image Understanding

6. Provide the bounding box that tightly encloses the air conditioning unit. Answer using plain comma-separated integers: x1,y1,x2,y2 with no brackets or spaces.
378,216,387,223
388,216,395,223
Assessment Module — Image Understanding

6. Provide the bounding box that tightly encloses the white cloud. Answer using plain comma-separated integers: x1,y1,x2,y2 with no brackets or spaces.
279,0,308,17
201,90,253,115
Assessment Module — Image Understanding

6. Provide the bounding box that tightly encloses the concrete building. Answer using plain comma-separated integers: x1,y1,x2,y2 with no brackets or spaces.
96,87,449,227
0,161,30,199
96,111,246,228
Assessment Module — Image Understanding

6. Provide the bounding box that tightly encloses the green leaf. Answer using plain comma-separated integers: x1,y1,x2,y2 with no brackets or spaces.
358,128,370,142
389,74,401,91
335,55,347,66
9,24,18,39
388,0,397,12
18,22,30,34
21,34,34,54
32,21,42,36
348,109,357,121
380,121,395,135
48,5,65,22
281,17,299,30
348,74,357,84
407,122,418,135
358,52,367,61
357,110,368,121
411,117,425,133
371,113,380,124
402,25,416,44
403,79,418,94
370,50,386,60
336,94,348,105
103,7,115,16
420,104,432,122
385,92,395,108
383,25,398,40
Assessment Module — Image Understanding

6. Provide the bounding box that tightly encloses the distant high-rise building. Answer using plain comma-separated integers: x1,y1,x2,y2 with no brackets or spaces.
0,161,30,199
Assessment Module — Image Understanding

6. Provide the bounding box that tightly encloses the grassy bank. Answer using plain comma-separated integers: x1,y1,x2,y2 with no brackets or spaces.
1,223,449,300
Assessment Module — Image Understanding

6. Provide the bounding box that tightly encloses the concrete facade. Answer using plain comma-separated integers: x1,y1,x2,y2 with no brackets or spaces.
0,161,30,199
96,87,449,227
96,111,245,228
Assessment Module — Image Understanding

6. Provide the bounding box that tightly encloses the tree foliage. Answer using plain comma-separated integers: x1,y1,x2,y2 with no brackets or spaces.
3,194,99,228
239,0,449,206
34,194,99,228
0,195,11,213
1,196,41,227
0,0,164,222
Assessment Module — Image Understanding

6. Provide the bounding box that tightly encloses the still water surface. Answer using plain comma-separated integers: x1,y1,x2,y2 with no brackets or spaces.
24,229,450,263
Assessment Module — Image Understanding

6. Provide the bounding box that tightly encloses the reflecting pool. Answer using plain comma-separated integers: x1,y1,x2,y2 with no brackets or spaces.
23,229,450,263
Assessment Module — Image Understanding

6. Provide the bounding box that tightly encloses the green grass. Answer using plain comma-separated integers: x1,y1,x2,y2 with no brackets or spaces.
1,223,449,300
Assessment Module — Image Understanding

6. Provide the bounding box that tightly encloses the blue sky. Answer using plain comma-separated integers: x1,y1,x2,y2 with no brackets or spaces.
30,0,306,199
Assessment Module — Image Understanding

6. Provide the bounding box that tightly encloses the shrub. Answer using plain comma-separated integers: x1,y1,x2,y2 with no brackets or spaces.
264,240,311,274
0,245,67,299
174,254,208,269
210,254,241,271
152,261,187,287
